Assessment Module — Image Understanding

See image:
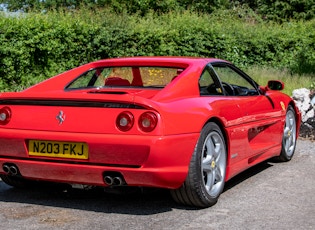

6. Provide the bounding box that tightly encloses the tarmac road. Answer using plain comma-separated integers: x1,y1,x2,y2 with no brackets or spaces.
0,139,314,230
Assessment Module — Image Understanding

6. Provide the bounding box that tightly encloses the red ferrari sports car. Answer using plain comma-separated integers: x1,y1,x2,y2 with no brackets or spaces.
0,57,301,208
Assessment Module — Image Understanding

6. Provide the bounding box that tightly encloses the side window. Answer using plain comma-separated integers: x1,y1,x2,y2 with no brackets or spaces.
199,68,223,96
212,65,259,96
67,69,98,89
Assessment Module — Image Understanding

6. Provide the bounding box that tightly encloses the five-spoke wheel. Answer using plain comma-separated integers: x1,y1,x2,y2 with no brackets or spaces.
201,129,226,197
277,105,297,161
171,122,227,208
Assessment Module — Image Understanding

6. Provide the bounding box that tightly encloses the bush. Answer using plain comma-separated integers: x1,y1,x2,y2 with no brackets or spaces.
0,9,314,91
243,0,315,22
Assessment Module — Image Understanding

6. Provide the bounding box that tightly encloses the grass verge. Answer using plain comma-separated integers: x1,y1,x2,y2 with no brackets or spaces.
245,66,314,96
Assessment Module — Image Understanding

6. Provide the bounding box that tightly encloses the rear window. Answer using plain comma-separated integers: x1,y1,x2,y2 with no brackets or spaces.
66,66,184,89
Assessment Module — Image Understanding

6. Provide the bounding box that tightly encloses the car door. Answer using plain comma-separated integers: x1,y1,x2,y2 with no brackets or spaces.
210,63,284,160
199,65,249,166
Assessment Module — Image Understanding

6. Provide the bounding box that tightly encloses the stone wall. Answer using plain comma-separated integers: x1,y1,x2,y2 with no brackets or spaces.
292,88,315,140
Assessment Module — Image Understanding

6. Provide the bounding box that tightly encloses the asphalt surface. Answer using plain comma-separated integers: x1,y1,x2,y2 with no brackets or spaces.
0,139,314,230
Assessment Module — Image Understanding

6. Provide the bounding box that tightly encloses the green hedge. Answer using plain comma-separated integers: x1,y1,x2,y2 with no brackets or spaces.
0,9,314,91
4,0,315,21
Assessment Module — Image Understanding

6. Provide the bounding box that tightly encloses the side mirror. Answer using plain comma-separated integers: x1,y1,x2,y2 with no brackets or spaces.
267,80,284,91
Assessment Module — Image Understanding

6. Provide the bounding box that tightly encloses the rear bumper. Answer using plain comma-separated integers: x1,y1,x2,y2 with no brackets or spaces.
0,129,199,189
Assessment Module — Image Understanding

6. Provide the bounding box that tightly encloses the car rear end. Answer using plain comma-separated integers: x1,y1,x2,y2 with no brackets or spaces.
0,93,200,189
0,58,204,189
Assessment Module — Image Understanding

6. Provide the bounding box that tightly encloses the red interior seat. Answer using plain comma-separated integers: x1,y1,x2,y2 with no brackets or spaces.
105,77,130,86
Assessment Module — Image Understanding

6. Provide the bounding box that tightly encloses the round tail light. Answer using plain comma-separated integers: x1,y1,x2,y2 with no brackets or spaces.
0,107,12,125
116,111,134,131
139,112,157,132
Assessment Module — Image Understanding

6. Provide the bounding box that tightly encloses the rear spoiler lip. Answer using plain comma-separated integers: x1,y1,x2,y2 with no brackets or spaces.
0,99,145,109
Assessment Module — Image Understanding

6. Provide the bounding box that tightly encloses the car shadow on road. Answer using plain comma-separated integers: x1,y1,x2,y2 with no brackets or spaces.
223,161,274,192
0,161,274,214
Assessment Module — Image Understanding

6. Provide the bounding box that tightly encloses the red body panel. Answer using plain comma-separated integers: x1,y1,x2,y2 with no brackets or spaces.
0,128,199,188
0,57,301,189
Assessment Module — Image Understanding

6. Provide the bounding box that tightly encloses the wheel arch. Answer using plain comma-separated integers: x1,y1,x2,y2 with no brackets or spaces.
202,117,229,158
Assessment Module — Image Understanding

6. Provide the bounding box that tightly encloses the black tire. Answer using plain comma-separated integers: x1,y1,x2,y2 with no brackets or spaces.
171,122,227,208
0,175,29,188
276,105,297,162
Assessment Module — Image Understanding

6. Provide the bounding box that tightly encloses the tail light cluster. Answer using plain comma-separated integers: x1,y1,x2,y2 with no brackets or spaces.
116,111,158,132
0,107,12,125
116,111,134,132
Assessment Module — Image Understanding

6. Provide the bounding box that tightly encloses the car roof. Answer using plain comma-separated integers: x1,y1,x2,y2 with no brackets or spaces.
8,57,230,96
91,56,229,67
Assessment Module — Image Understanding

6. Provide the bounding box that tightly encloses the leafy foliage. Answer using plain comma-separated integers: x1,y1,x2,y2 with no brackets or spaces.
1,0,315,21
0,8,314,91
238,0,315,21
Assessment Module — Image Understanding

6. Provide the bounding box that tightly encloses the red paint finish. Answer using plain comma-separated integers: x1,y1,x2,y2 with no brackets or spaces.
0,57,301,189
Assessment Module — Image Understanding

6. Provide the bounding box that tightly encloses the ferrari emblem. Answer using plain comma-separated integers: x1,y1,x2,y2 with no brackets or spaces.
56,111,66,125
288,130,291,137
280,101,286,111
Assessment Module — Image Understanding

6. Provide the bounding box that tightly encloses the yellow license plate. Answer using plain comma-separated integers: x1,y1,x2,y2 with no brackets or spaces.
28,140,89,160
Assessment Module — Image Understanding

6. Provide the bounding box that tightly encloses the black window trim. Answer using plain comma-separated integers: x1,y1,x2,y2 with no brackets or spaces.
209,61,261,96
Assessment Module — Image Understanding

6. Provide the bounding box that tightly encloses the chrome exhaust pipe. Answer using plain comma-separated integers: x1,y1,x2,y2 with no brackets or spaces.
113,177,123,186
2,164,10,174
9,166,18,176
104,176,114,186
103,172,126,186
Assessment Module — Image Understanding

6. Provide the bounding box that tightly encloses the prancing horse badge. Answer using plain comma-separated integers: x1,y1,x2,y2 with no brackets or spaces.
56,111,66,125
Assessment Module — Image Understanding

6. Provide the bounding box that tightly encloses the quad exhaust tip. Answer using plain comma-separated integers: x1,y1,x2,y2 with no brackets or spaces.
103,172,126,186
2,163,20,176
